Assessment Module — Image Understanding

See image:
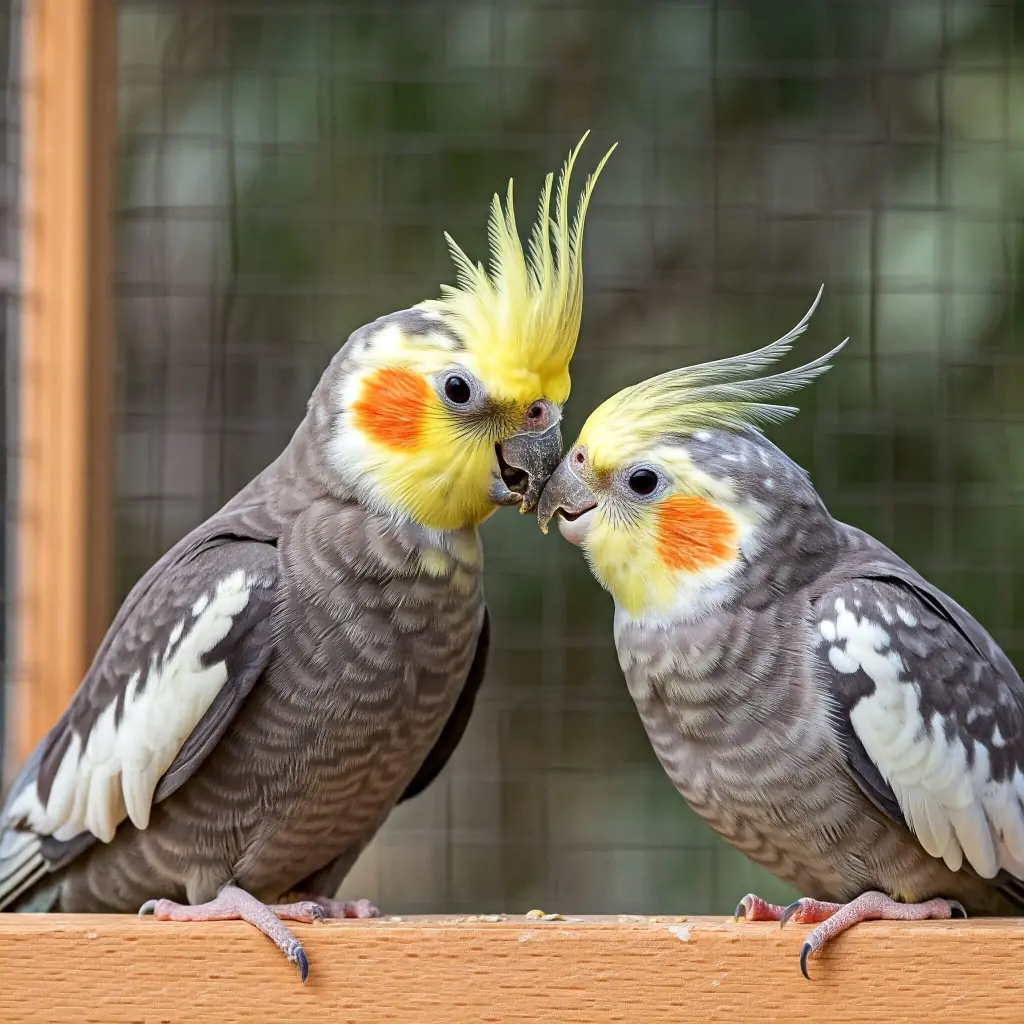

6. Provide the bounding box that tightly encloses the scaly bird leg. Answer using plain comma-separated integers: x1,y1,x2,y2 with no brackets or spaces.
139,884,325,982
772,890,964,980
736,889,966,979
787,891,966,980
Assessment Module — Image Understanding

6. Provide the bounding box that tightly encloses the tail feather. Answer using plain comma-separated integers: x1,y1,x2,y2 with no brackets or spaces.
0,829,48,911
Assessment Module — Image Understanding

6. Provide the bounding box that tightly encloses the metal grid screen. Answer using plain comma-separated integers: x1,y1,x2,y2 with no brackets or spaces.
114,0,1023,916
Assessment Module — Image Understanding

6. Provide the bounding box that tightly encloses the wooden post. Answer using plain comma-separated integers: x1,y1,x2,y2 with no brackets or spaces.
0,914,1014,1022
12,0,116,771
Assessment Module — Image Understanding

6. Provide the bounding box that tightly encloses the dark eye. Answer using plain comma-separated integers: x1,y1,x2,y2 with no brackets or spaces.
444,375,471,404
628,469,659,496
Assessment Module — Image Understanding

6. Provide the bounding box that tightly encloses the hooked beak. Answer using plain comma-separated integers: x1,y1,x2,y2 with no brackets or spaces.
536,458,598,546
491,422,563,514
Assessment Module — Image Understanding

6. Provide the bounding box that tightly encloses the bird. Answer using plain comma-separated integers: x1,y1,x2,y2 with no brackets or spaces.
0,133,615,981
537,288,1024,979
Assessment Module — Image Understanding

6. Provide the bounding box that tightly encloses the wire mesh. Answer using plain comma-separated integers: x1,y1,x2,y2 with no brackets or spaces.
109,0,1024,916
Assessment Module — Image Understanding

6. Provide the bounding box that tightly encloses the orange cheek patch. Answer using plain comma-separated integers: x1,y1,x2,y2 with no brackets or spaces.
352,367,430,449
655,495,739,573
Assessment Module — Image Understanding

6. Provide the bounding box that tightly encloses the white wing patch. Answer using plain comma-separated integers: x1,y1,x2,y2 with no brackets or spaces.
895,605,918,627
823,596,1024,881
9,570,253,844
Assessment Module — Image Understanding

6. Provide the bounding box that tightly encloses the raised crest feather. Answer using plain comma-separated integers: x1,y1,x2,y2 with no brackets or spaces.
578,286,847,458
419,132,616,405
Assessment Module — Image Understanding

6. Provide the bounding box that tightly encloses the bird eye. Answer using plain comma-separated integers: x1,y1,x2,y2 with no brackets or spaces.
444,375,472,404
628,469,659,496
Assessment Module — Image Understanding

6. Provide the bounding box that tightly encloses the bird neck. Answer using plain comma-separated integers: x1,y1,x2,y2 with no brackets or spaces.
214,417,332,529
730,494,842,611
222,417,484,566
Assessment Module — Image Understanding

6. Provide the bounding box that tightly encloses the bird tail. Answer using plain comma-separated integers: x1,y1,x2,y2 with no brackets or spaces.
0,828,48,911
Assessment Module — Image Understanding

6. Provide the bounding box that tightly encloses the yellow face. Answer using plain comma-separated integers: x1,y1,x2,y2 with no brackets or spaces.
325,133,615,533
536,287,844,616
541,434,758,617
330,319,565,532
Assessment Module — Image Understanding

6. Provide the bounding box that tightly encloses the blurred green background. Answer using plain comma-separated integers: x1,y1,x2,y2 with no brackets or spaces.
13,0,1024,916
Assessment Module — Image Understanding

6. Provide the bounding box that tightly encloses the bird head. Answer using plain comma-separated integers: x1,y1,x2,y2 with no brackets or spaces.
319,133,615,532
537,288,847,619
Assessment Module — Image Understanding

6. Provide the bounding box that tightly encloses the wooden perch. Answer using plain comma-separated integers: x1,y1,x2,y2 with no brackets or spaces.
0,913,1017,1023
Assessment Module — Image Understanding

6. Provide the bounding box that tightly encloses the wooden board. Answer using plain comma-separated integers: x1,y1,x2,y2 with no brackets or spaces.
0,913,1018,1023
13,0,117,772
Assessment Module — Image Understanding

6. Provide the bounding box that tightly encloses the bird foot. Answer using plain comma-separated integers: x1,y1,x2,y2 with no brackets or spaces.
737,892,839,925
772,890,966,980
139,883,322,982
734,893,841,923
281,893,381,919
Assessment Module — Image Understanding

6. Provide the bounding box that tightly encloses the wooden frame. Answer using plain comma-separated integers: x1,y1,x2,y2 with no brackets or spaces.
11,0,116,772
0,914,1014,1022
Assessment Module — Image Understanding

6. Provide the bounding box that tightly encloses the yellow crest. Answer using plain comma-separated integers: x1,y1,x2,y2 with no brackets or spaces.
418,132,616,405
579,286,848,468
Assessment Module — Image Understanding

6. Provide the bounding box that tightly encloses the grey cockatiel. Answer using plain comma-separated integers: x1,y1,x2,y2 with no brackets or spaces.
538,289,1024,978
0,135,614,979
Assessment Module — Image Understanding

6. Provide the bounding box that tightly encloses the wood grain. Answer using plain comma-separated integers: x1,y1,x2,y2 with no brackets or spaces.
0,914,1017,1023
13,0,116,773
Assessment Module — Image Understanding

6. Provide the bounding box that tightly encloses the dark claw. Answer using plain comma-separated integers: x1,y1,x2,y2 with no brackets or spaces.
138,900,158,917
733,900,746,922
949,900,967,919
779,899,802,929
286,940,309,983
800,942,812,981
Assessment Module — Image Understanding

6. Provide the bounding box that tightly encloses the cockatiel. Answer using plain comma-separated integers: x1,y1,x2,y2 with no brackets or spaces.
0,134,614,980
538,289,1024,979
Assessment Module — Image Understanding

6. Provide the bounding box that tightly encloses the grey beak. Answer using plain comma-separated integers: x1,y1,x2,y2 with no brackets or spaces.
492,422,563,514
536,458,599,534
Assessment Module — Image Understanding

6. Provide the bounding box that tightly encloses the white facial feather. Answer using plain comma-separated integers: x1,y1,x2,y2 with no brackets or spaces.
9,570,253,845
823,595,1024,881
